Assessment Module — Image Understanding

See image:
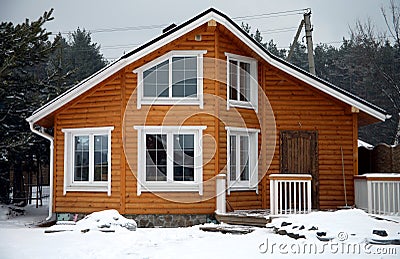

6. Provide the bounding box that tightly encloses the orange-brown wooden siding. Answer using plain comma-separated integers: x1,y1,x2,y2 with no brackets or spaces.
51,21,357,215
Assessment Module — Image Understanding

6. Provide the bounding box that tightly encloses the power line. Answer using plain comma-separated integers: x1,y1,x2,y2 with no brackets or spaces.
50,9,308,36
232,9,307,21
50,24,168,36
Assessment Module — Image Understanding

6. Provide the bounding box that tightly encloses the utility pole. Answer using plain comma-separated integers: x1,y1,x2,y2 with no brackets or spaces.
287,19,304,62
286,9,316,75
303,10,316,75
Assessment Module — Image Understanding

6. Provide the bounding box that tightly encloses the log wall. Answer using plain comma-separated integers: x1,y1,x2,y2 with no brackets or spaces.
52,21,359,215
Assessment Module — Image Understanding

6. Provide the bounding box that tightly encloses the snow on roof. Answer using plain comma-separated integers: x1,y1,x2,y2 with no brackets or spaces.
358,139,374,149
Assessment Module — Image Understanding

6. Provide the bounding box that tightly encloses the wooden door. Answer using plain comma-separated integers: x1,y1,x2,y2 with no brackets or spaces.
280,130,319,208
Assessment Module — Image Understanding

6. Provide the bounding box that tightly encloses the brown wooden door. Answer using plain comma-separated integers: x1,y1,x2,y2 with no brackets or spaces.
280,130,319,209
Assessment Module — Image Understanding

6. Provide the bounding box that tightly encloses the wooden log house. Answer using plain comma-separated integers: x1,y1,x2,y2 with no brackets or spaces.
27,8,389,226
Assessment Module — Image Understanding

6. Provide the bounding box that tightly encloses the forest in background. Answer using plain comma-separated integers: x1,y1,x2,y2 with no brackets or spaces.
0,2,399,203
244,0,399,147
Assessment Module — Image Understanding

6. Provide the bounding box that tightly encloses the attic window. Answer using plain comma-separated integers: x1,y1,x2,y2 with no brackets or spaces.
134,50,207,109
225,53,258,112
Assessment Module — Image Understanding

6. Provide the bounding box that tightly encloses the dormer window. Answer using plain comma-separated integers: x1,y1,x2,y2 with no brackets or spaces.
134,50,207,109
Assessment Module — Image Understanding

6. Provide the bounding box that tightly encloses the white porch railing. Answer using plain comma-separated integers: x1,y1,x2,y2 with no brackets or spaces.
354,174,400,215
269,174,312,215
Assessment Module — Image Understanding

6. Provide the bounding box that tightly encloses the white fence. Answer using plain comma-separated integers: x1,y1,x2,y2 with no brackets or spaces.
269,174,312,215
355,174,400,215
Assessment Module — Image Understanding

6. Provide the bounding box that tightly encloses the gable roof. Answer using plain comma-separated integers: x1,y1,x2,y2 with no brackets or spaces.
27,7,389,125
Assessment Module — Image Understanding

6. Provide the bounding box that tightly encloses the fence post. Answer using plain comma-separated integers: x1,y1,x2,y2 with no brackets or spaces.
216,174,226,214
270,178,275,214
367,180,373,214
307,180,312,213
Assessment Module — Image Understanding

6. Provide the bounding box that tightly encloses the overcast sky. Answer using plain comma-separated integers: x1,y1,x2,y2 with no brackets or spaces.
1,0,392,61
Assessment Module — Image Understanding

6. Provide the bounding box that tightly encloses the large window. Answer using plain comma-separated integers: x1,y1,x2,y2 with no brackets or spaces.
62,127,114,196
134,126,206,195
226,127,259,193
134,50,207,109
225,53,258,111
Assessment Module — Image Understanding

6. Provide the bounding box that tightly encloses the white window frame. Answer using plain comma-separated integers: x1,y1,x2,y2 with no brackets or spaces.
134,125,206,196
134,50,207,109
226,126,259,194
225,53,258,112
62,127,114,196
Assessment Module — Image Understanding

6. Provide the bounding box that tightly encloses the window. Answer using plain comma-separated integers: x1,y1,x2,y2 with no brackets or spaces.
134,50,207,109
225,53,258,111
62,127,114,196
226,127,259,193
134,126,206,195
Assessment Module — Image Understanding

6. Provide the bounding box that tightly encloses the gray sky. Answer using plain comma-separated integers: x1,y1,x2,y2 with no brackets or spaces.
1,0,392,61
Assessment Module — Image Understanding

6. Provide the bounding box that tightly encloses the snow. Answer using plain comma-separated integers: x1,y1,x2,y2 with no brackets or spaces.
357,173,400,178
49,209,137,232
0,203,399,258
358,139,373,149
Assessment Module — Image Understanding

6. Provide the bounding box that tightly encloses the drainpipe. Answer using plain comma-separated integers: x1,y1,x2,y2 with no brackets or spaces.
28,122,54,221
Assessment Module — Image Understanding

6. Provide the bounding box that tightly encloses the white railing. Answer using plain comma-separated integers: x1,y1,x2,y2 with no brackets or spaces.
269,174,312,215
355,174,400,215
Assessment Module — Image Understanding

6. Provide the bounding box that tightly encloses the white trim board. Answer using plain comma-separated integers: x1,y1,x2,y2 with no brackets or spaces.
26,8,388,125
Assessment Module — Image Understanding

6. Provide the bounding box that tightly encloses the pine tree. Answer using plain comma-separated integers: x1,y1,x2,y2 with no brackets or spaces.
0,9,57,203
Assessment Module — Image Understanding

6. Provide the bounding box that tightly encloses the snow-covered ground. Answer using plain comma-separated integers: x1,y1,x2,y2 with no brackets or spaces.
0,203,399,258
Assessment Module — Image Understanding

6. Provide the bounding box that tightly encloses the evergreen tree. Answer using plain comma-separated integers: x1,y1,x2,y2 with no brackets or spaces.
0,9,57,203
49,29,107,90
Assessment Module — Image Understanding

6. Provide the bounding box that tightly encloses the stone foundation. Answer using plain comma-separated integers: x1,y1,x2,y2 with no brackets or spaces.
125,214,214,228
56,213,215,228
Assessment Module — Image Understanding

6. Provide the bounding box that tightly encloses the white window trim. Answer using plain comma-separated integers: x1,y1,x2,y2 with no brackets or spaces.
225,52,258,112
134,50,207,109
134,125,206,196
226,126,259,194
62,126,114,196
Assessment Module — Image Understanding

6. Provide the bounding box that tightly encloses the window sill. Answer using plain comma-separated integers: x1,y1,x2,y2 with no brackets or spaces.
138,98,203,109
227,100,256,111
138,182,203,195
228,184,258,194
64,184,110,196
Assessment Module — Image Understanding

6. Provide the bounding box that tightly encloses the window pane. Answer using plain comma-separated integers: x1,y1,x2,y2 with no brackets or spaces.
146,134,167,181
172,57,197,97
158,83,169,97
183,167,194,181
230,136,236,181
240,136,249,181
229,60,238,100
143,60,169,97
173,166,183,181
74,136,89,181
185,57,197,71
173,134,194,181
172,57,185,70
239,62,250,102
157,166,167,181
172,71,184,85
94,135,108,182
143,68,157,97
184,78,197,97
146,166,157,181
172,83,184,97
